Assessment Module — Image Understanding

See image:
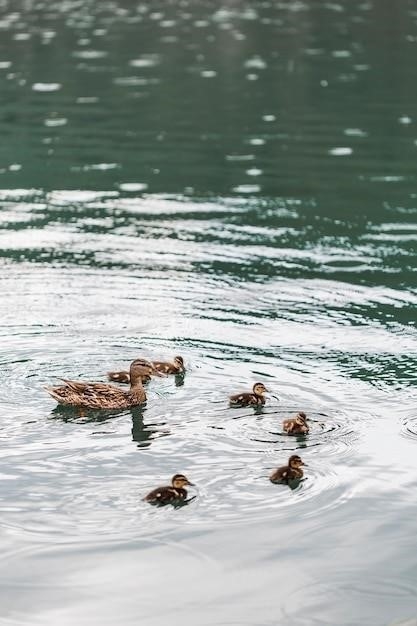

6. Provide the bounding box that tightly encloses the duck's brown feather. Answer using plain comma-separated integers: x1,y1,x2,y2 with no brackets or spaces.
44,379,146,409
144,485,188,504
107,371,131,384
229,392,265,406
152,360,184,374
283,418,309,435
109,359,183,383
270,465,303,483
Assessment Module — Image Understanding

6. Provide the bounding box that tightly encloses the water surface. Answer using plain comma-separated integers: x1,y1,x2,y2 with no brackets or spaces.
1,2,417,625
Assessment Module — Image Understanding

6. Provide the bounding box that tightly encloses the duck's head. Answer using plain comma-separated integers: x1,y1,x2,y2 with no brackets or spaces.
172,473,194,488
288,454,305,469
295,412,308,426
253,382,268,396
130,358,165,382
174,356,184,368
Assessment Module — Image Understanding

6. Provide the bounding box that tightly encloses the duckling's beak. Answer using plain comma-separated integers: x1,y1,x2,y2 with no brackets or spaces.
301,461,307,466
186,480,195,486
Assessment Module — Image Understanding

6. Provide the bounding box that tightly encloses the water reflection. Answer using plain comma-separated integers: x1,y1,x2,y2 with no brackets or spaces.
131,409,170,448
49,404,128,424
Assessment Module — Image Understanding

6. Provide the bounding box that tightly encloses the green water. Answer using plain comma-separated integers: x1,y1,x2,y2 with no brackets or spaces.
1,2,417,625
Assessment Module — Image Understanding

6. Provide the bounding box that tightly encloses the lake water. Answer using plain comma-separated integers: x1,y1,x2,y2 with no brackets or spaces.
1,1,417,625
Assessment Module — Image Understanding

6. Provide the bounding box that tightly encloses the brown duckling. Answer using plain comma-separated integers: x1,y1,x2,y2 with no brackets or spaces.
143,473,194,505
44,359,164,409
153,356,185,375
108,355,185,383
283,411,309,435
270,455,306,483
229,382,268,407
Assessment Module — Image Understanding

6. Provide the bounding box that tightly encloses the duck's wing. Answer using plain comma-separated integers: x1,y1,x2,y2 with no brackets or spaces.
107,370,130,383
283,419,294,432
229,392,251,405
60,379,112,392
269,466,288,483
44,384,76,404
144,485,180,503
45,380,129,408
152,361,176,374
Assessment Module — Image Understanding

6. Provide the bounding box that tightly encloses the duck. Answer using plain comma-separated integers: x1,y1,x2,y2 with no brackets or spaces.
270,454,306,483
44,359,164,409
108,355,185,384
143,473,195,505
283,411,309,435
229,382,268,407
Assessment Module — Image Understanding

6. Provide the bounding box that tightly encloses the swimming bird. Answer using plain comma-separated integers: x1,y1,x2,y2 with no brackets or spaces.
270,455,306,483
229,382,268,407
44,359,163,409
108,355,185,383
143,473,195,505
283,411,309,435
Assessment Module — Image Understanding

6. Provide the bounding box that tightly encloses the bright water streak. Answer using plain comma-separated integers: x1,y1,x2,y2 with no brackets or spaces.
0,2,417,626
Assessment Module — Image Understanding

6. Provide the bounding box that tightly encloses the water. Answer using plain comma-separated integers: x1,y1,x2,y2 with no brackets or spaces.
1,1,417,624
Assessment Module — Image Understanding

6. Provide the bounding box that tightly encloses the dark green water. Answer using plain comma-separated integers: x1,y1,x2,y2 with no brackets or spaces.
1,1,417,625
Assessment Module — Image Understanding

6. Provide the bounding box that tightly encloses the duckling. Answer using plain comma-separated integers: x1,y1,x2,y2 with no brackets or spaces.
108,355,185,383
153,356,185,375
107,370,133,384
229,382,268,407
44,359,164,409
283,411,309,435
143,473,194,505
270,455,306,483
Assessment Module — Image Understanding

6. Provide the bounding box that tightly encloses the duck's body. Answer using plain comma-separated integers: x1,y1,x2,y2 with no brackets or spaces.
283,411,309,435
270,455,306,483
45,359,162,409
106,370,135,384
144,474,194,505
152,356,185,375
108,356,184,384
229,382,268,407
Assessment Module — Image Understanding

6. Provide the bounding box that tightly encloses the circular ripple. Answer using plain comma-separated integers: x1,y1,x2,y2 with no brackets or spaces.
400,410,417,441
207,404,356,459
281,576,417,626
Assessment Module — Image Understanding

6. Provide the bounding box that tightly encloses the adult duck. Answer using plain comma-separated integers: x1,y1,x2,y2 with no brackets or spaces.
44,359,163,409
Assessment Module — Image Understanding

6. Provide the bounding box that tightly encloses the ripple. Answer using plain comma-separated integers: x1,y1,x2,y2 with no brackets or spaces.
32,82,61,92
43,116,67,127
129,54,160,68
400,408,417,441
281,576,417,626
0,332,360,536
185,452,349,526
118,182,148,192
232,184,261,193
328,146,353,156
72,49,107,59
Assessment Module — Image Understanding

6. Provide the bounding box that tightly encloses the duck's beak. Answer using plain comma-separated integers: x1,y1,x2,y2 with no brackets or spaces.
186,480,195,486
301,461,307,466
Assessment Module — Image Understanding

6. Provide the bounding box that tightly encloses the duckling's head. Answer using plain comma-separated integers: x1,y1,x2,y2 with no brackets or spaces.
253,382,268,395
172,473,194,488
295,412,308,426
288,454,305,468
174,356,184,368
130,358,164,382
